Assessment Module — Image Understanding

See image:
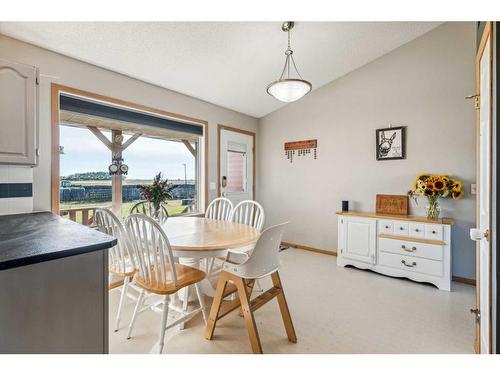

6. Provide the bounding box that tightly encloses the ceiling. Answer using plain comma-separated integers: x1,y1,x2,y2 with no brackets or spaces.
0,22,442,118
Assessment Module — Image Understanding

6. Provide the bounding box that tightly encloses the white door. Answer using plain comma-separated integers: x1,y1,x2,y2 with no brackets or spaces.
219,128,254,205
342,217,376,264
469,23,492,354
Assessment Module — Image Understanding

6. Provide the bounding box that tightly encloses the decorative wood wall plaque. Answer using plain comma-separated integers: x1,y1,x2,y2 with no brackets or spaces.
376,194,409,215
284,139,317,163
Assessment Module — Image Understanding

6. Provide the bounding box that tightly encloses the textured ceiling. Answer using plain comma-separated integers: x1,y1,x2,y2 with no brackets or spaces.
0,22,442,118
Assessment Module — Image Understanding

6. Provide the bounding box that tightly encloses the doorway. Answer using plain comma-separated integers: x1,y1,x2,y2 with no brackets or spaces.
470,21,493,354
217,124,255,205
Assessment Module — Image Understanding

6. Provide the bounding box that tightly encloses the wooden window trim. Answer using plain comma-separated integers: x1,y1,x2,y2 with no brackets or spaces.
51,83,209,214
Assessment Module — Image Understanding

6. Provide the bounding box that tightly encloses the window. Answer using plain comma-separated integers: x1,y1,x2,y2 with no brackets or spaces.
56,91,206,224
226,150,246,193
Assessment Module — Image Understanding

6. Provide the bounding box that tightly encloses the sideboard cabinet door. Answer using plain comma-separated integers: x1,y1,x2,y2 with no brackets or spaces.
342,216,376,264
0,58,38,166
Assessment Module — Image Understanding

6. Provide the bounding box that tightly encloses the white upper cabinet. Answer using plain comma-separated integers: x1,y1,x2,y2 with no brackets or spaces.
0,58,38,166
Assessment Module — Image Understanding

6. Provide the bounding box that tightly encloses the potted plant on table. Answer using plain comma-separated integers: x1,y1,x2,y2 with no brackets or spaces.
407,174,464,220
138,172,173,219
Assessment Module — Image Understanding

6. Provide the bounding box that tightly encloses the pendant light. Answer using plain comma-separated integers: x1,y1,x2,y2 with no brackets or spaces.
266,21,312,102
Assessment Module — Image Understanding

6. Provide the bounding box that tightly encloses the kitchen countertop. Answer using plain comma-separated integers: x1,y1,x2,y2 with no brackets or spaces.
0,212,116,271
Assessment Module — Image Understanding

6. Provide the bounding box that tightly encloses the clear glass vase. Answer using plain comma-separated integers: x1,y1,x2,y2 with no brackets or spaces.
426,196,440,220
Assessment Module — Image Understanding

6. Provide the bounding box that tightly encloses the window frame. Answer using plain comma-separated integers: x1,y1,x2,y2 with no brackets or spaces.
51,83,208,217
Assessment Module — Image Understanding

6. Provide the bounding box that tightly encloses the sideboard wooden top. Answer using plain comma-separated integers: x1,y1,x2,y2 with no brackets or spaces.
336,211,454,225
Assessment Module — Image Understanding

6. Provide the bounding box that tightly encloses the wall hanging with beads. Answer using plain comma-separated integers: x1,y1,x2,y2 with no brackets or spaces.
284,139,317,163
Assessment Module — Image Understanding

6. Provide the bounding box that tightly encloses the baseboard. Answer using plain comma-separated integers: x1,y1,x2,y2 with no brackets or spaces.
452,276,476,286
281,241,337,256
283,242,476,286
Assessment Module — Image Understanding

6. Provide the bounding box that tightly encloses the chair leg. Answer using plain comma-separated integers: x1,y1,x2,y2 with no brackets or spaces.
158,295,170,354
127,288,145,339
205,271,229,340
239,279,255,317
179,285,189,330
271,271,297,343
234,276,263,354
194,282,208,324
114,276,129,332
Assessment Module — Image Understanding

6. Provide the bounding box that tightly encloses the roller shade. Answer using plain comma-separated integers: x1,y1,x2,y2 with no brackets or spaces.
60,94,203,136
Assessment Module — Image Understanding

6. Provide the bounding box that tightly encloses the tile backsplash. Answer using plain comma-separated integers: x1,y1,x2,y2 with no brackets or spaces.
0,166,34,215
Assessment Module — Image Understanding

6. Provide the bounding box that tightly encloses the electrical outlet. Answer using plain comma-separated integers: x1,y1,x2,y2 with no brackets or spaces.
471,183,477,195
209,182,216,191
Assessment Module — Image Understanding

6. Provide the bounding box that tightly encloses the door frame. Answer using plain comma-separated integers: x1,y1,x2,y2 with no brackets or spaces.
217,124,256,200
475,21,493,354
50,83,209,214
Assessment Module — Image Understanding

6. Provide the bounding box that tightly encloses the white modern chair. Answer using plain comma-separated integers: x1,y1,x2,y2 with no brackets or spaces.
205,222,297,354
226,200,265,290
94,208,137,332
130,200,169,223
205,197,233,221
125,214,207,354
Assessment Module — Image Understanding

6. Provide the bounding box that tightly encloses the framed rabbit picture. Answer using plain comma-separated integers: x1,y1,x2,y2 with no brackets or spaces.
376,126,406,160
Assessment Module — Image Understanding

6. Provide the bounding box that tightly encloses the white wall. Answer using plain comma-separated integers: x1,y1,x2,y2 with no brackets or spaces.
0,34,258,213
258,22,477,279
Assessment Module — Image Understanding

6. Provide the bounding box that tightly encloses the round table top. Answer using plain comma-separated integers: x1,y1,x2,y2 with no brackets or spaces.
161,216,260,252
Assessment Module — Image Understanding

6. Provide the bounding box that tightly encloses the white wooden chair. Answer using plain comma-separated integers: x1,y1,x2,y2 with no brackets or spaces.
130,200,169,223
205,223,297,354
205,197,233,221
125,213,207,354
94,208,137,332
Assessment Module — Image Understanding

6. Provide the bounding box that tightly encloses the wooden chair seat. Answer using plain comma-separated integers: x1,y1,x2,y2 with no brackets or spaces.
135,264,206,295
110,267,136,278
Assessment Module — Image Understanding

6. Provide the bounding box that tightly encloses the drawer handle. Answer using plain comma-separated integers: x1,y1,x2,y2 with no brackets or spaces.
399,227,404,230
401,245,417,252
401,260,417,267
415,229,420,232
432,230,437,234
385,225,389,229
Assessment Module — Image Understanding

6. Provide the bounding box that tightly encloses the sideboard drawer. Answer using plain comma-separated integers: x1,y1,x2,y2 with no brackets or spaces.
378,237,443,261
425,224,443,240
378,220,393,234
393,221,409,236
409,223,425,238
379,252,443,277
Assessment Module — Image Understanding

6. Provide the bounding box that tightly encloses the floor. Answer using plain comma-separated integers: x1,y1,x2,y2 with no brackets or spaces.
109,248,475,354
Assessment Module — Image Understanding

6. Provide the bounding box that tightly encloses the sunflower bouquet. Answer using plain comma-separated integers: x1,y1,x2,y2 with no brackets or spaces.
407,174,464,220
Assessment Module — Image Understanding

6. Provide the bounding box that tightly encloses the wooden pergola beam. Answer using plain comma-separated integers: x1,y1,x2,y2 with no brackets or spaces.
87,126,113,151
122,133,142,151
182,140,196,157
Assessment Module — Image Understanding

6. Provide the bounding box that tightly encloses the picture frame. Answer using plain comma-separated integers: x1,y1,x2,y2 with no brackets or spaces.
376,126,406,160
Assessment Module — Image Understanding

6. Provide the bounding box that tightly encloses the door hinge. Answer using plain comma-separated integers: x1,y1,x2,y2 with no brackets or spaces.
465,94,480,109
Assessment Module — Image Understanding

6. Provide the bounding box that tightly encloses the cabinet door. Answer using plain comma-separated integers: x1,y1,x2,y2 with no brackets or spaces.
342,216,376,264
0,58,38,165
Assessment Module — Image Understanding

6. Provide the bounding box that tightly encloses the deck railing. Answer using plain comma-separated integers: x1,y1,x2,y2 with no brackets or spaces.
60,207,97,226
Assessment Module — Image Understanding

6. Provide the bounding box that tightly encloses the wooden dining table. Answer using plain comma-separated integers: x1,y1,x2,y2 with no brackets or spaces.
160,216,260,297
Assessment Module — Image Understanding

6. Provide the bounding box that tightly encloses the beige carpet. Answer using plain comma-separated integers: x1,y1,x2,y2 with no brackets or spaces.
109,248,475,354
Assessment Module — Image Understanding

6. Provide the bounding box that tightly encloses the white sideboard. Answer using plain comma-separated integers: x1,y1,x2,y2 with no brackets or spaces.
336,211,453,291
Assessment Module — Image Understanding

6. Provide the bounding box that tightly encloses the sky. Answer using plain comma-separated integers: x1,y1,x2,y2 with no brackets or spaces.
59,126,195,180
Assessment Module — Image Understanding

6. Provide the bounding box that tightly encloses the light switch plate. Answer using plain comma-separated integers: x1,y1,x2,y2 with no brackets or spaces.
209,182,216,191
471,183,477,195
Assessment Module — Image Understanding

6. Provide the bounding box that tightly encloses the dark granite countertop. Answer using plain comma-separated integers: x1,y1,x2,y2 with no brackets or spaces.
0,212,116,271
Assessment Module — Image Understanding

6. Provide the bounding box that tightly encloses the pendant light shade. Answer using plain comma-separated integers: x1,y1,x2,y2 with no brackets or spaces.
266,22,312,102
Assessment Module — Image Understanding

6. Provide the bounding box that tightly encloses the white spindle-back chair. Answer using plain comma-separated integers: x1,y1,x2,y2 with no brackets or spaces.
231,200,265,231
205,223,297,354
125,214,207,353
205,197,233,221
94,208,137,332
130,200,169,223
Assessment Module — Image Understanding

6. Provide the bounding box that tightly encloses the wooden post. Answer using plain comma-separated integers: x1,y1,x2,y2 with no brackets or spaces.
112,130,123,217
